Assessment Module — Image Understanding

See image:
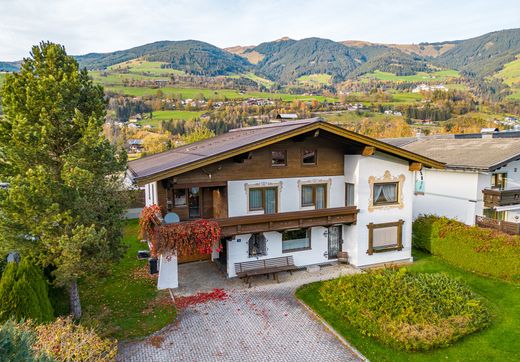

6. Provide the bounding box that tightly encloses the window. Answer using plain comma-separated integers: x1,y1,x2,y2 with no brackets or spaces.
249,233,267,257
373,182,398,205
301,184,327,208
271,150,287,167
302,149,317,165
367,220,404,255
174,189,187,206
282,228,311,252
483,208,507,221
491,173,507,190
248,187,277,214
345,183,355,206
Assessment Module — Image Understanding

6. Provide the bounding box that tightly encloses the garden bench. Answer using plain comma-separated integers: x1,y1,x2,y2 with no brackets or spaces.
235,256,298,287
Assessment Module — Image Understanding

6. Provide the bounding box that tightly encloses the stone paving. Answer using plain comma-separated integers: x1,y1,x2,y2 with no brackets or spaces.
118,264,363,362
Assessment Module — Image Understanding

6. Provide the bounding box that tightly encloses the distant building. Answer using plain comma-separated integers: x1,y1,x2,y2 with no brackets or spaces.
128,139,144,153
412,84,448,93
276,113,298,120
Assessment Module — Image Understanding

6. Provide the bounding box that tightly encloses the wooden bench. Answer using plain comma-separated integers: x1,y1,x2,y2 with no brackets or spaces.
235,256,298,287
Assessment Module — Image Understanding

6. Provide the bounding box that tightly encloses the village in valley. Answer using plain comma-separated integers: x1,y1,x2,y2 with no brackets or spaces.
0,1,519,362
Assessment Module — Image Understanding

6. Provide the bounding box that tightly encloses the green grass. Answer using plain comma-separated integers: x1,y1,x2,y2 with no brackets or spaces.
104,85,336,102
296,250,520,362
140,110,206,127
494,56,520,100
228,72,274,87
362,70,460,82
108,59,185,76
389,92,423,102
297,73,332,86
81,220,176,340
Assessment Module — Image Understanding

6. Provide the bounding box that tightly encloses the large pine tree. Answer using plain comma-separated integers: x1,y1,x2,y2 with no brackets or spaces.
0,42,128,318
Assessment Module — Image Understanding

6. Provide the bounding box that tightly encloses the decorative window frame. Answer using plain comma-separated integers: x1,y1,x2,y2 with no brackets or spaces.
297,178,331,209
368,170,405,212
244,181,282,214
366,219,404,255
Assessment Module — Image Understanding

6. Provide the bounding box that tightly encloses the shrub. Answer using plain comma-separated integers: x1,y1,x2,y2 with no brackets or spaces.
0,259,54,322
0,320,51,362
413,216,520,281
319,269,490,351
32,317,118,361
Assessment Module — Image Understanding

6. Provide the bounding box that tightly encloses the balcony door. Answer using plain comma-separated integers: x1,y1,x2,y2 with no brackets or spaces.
188,187,201,219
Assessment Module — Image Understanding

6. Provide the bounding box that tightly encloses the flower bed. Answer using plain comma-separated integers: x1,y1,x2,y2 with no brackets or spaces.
318,269,490,351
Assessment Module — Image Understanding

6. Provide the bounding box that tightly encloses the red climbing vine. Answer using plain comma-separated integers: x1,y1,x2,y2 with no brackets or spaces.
139,205,222,258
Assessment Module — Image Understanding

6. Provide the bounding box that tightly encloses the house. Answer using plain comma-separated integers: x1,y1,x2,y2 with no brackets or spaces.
276,113,299,120
411,84,448,93
127,118,443,288
384,131,520,227
128,139,144,153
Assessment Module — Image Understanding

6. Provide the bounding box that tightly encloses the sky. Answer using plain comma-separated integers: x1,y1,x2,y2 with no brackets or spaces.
0,0,519,60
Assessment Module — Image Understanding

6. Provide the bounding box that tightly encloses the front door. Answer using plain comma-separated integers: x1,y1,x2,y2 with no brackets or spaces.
188,187,201,219
327,225,342,259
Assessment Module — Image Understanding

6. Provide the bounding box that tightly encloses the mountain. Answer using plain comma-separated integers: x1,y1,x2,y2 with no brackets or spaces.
347,50,431,78
0,61,21,72
435,29,520,77
76,40,252,76
1,28,519,84
251,37,364,83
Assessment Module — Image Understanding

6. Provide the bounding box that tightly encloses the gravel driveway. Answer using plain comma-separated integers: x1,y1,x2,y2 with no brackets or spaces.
118,265,364,362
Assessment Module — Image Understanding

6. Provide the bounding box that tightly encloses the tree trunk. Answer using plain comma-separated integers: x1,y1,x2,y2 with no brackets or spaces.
69,279,82,319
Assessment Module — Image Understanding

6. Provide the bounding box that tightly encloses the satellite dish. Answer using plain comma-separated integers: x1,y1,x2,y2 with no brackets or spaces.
164,212,180,224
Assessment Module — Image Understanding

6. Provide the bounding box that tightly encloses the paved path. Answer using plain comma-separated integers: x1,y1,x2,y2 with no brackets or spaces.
118,265,363,362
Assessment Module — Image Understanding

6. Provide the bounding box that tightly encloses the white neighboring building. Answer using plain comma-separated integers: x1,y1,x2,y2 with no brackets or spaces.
128,118,443,286
384,131,520,226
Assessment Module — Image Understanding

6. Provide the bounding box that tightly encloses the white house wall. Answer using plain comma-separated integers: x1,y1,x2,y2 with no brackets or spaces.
413,169,480,225
344,153,414,267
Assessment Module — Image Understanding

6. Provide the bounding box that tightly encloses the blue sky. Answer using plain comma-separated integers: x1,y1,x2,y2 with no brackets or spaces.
0,0,518,60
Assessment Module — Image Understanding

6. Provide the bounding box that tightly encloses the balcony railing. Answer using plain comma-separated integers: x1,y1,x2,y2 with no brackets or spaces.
475,215,520,235
482,188,520,208
213,206,359,237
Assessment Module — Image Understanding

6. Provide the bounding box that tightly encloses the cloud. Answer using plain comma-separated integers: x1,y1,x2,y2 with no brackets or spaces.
0,0,518,60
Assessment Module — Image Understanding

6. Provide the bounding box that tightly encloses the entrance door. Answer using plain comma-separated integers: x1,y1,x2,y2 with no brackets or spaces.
188,187,201,219
327,225,342,259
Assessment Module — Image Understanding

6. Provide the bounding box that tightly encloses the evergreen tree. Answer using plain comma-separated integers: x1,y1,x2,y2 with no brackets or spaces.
0,320,51,362
16,260,53,321
0,42,128,319
0,263,18,321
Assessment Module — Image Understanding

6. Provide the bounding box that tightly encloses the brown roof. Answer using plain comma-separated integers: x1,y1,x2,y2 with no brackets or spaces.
400,138,520,171
128,118,444,185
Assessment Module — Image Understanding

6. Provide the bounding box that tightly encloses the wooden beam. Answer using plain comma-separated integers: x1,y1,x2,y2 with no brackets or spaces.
409,162,423,171
362,146,375,156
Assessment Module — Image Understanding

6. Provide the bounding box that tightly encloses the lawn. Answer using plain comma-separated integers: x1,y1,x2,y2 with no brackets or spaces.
108,59,186,76
362,70,460,82
296,250,520,362
80,220,176,340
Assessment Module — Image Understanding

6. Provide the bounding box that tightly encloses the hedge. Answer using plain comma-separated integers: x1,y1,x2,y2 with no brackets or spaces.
413,216,520,281
319,269,490,351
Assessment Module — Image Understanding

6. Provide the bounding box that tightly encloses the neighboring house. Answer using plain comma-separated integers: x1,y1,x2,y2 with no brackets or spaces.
276,113,299,120
127,118,443,287
384,131,520,227
128,139,144,153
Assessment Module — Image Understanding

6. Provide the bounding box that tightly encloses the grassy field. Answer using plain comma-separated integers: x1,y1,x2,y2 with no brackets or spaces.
108,59,185,76
81,220,176,340
297,73,332,86
495,56,520,100
362,69,460,82
296,249,520,362
228,72,274,87
104,85,336,102
140,110,206,127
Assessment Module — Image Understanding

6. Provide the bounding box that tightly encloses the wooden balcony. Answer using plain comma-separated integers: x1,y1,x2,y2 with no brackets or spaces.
482,188,520,208
475,215,520,235
213,206,359,237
